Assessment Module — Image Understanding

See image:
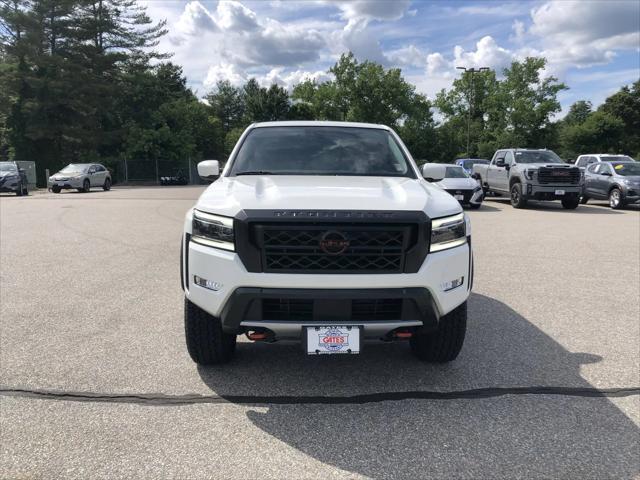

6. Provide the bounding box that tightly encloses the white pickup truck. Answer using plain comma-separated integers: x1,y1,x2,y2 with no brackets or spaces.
181,121,473,365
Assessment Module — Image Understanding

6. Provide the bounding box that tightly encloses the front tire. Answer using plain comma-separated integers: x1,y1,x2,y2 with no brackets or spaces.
561,195,580,209
609,188,624,209
184,298,236,365
510,183,527,208
469,203,481,210
82,179,90,193
52,185,61,193
103,178,111,191
410,302,467,362
16,182,23,196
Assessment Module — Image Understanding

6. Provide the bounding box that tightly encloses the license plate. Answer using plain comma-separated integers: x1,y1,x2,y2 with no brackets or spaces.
455,195,464,200
306,326,361,355
555,189,565,195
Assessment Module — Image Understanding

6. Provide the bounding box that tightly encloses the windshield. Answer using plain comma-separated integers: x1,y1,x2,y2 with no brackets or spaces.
601,155,635,162
60,164,89,174
445,166,469,178
461,159,488,169
514,150,563,164
0,163,18,172
229,126,414,177
612,162,640,176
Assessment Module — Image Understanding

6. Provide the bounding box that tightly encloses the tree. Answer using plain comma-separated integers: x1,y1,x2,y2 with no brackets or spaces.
0,0,168,184
204,80,244,133
436,57,566,159
563,100,592,126
598,80,640,156
561,111,625,156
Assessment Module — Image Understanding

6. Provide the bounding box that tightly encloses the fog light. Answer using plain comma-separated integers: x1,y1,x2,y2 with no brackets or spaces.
441,276,464,292
193,275,223,291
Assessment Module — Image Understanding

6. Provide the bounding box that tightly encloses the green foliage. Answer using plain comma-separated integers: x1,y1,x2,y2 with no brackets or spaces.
204,80,244,133
598,80,640,157
561,111,625,158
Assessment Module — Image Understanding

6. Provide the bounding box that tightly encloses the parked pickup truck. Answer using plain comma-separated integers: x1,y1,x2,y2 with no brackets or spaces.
473,149,581,209
182,121,473,365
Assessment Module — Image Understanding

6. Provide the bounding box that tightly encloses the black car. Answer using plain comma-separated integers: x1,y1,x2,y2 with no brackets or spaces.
0,162,29,196
582,161,640,209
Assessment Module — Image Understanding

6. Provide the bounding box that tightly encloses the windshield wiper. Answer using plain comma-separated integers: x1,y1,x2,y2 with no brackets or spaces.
234,170,274,176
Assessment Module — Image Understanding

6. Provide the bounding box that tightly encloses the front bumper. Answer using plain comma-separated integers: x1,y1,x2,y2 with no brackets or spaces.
0,178,20,192
527,183,581,199
50,178,83,189
622,185,640,204
183,235,472,340
445,188,483,207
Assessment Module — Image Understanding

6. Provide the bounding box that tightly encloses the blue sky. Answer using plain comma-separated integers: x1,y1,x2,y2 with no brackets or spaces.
142,0,640,117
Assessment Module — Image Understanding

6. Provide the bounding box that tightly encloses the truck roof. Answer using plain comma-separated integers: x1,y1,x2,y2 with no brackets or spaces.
250,121,391,130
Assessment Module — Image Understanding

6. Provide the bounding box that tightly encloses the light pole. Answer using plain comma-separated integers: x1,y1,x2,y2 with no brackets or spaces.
456,66,489,157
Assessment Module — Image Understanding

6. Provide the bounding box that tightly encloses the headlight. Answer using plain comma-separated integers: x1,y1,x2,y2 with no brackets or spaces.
430,212,467,252
192,210,234,251
525,169,536,180
5,175,18,180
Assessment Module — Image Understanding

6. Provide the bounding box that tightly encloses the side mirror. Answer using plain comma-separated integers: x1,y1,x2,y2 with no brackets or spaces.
197,160,220,180
495,159,506,168
421,163,445,182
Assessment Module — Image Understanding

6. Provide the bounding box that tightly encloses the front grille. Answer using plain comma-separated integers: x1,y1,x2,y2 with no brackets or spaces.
261,297,403,321
352,298,402,320
263,298,313,321
445,188,475,203
537,167,580,185
253,224,414,273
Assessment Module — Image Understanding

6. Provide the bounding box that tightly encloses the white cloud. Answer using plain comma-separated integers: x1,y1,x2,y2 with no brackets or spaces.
175,1,217,35
203,62,247,88
426,52,451,76
453,36,514,71
385,45,427,68
216,0,260,32
529,0,640,68
332,0,411,24
257,68,333,89
510,19,525,43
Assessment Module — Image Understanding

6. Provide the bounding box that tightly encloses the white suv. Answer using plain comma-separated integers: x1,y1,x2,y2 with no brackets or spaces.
575,154,635,169
181,121,473,364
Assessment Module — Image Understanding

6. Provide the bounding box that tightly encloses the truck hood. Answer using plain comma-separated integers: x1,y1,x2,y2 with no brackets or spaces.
435,177,479,190
196,175,461,218
519,163,576,169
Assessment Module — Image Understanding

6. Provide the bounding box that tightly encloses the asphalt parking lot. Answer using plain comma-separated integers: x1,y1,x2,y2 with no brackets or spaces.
1,186,639,479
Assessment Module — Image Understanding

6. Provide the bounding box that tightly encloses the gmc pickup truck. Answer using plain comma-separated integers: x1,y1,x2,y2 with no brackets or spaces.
181,121,473,365
473,149,581,209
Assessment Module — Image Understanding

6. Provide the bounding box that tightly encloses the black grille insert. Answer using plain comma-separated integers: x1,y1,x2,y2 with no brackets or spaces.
352,298,403,320
537,167,581,185
263,298,313,321
254,224,414,273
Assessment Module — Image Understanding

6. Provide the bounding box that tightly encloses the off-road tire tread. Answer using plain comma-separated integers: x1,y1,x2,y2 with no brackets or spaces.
561,195,580,209
184,298,236,365
410,301,467,362
510,183,527,209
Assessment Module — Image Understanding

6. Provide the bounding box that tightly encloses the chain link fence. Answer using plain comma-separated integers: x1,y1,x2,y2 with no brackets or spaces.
110,158,206,185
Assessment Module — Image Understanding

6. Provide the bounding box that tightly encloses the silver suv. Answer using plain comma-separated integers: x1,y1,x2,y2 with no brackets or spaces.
49,163,111,193
582,161,640,209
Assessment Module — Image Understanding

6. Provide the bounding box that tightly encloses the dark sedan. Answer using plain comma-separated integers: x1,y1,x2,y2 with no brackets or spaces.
0,162,28,196
582,161,640,209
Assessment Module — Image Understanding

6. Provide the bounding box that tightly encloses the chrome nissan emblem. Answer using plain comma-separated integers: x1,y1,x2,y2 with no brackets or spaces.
319,231,350,255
